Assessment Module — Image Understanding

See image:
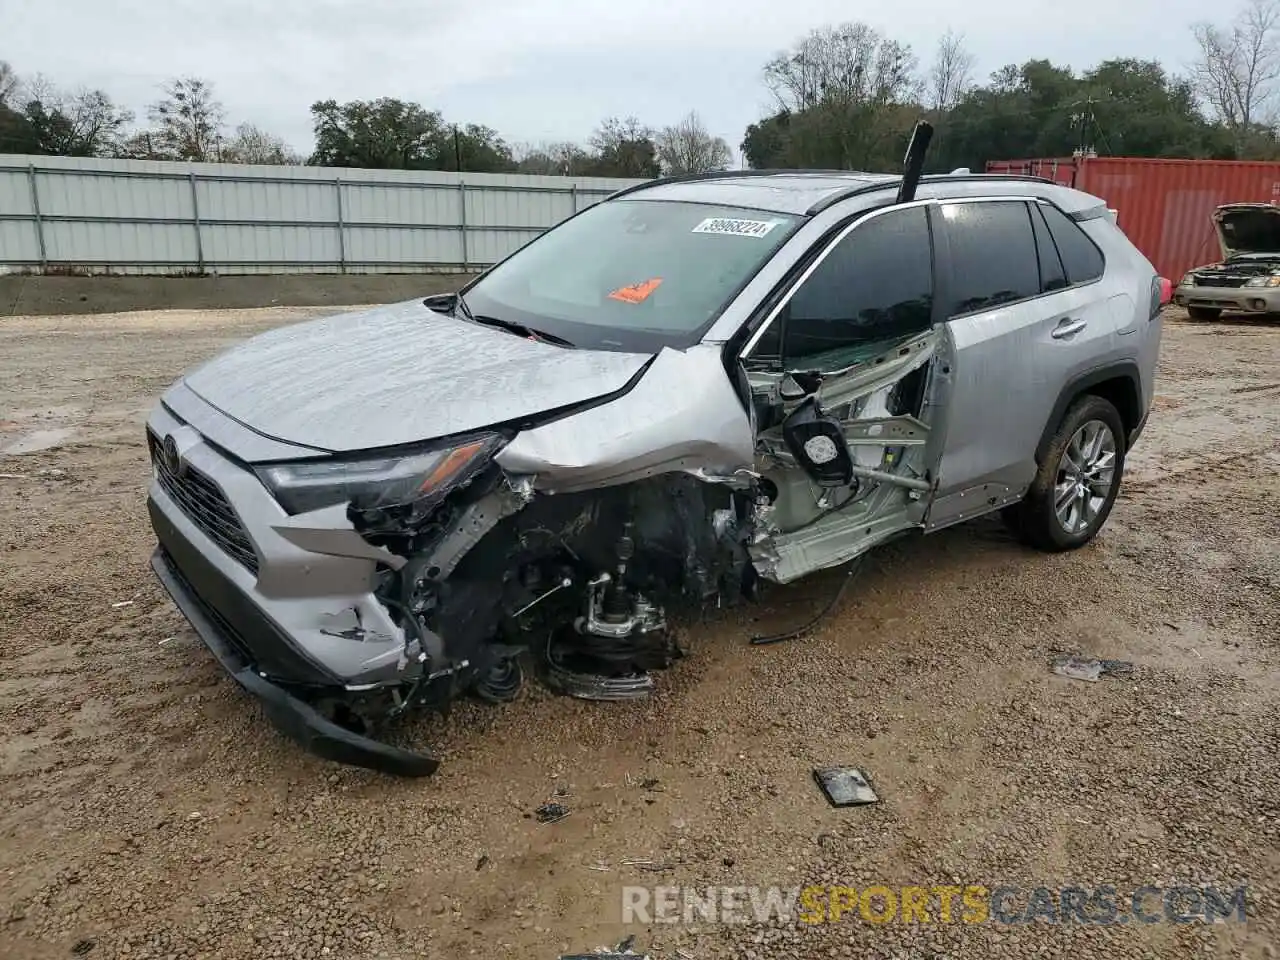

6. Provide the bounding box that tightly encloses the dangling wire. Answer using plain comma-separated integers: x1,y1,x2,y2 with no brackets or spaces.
749,555,866,646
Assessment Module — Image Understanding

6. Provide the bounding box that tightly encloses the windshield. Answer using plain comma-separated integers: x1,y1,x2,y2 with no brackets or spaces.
461,198,801,353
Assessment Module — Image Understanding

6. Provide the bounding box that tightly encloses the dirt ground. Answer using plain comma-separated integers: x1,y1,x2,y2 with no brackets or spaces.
0,304,1277,960
0,275,470,318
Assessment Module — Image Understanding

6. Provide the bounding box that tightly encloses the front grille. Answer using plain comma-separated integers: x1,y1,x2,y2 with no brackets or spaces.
1193,274,1249,288
148,432,259,574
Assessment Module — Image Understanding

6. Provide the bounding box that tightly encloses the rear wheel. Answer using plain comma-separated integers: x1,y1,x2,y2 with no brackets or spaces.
1010,395,1126,552
1187,306,1221,321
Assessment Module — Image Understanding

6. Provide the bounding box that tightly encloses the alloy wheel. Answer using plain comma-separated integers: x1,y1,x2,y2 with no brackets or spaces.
1053,419,1117,536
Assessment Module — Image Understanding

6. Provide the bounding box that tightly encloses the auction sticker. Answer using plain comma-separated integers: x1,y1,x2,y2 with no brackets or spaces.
692,217,781,238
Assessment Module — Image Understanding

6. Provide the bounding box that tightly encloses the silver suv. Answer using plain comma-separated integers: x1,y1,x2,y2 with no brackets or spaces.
145,155,1165,775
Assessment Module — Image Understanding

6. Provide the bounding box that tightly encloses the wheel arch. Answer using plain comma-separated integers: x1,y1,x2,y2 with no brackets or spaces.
1035,363,1143,464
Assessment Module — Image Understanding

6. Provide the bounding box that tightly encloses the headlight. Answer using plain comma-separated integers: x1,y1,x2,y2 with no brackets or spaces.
1244,274,1280,287
258,435,503,515
1179,273,1195,287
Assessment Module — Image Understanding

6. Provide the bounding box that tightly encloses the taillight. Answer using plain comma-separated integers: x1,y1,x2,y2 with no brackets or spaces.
1150,277,1171,318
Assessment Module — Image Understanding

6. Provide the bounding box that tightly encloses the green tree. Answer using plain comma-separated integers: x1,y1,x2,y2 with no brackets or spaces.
930,57,1232,171
309,98,446,168
437,123,516,173
741,110,793,168
0,104,38,153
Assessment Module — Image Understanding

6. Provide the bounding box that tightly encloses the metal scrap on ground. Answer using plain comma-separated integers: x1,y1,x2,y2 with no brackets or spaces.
812,766,880,807
1050,655,1136,682
534,802,571,824
559,933,650,959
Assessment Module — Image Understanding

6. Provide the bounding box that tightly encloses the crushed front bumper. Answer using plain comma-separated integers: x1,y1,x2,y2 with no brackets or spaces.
1173,283,1280,313
149,502,438,777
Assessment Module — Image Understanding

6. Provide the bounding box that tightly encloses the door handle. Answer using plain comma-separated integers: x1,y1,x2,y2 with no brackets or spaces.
1051,318,1087,339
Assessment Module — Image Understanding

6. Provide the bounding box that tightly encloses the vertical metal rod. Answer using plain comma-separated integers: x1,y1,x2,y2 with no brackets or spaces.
27,165,47,270
187,172,205,275
335,178,346,274
459,181,468,271
570,183,578,214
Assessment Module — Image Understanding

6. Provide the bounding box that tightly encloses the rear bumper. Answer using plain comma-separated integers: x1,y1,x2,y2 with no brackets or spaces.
150,538,438,778
1128,408,1149,449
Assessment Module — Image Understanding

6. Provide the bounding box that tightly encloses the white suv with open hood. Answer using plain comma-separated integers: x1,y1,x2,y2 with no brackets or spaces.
1174,202,1280,319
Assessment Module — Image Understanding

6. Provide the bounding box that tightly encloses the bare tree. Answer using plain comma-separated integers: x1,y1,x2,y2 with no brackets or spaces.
222,122,300,164
513,140,594,175
7,72,133,156
928,29,976,113
149,77,226,161
116,131,165,160
759,23,920,170
764,23,919,112
588,116,654,154
656,111,732,175
0,61,18,108
1192,0,1280,143
15,71,58,108
588,116,660,177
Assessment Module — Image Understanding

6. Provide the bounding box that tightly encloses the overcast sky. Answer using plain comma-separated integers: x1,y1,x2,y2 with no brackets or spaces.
3,0,1224,162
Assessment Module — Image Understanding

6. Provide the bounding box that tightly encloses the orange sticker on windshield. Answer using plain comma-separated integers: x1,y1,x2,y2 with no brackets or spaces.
608,277,663,303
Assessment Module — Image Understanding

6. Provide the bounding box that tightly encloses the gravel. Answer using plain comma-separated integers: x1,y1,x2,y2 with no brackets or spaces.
0,306,1276,959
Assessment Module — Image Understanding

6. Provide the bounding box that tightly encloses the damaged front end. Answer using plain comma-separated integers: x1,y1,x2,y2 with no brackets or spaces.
352,447,758,720
238,414,762,775
148,319,951,779
310,330,946,776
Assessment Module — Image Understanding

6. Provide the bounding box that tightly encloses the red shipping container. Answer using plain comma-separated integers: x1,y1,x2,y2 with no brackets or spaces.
985,156,1280,282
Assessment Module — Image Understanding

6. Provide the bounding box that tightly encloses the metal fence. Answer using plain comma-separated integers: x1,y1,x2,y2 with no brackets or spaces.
0,155,645,276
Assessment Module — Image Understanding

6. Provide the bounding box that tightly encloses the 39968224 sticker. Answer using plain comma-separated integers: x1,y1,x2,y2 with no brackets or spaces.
691,217,781,238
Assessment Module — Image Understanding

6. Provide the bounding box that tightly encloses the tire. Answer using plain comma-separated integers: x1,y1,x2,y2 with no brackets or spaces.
1187,306,1221,321
1010,394,1126,552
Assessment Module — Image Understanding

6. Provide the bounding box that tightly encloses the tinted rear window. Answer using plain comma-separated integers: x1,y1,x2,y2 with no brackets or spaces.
941,201,1040,315
1030,203,1068,292
1040,202,1105,283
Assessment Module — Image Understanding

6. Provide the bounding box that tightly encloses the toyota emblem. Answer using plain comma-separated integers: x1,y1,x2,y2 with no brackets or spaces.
162,434,183,476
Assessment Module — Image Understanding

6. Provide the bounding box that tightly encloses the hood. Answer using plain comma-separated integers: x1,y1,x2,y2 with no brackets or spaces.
182,299,651,454
1214,203,1280,260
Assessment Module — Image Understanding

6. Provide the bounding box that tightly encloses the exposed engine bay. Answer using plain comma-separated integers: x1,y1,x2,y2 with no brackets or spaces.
353,468,756,726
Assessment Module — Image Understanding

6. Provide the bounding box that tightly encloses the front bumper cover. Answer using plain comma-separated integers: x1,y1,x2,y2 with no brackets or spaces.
1173,283,1280,313
149,539,438,778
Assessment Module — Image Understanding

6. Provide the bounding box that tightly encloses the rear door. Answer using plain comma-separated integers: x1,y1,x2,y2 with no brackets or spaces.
925,197,1116,531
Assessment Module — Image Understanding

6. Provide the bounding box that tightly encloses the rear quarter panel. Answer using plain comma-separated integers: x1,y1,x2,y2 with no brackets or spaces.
1083,217,1162,415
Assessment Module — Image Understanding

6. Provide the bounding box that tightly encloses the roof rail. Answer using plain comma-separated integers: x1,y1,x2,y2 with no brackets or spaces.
602,168,1061,212
804,172,1061,214
603,168,885,201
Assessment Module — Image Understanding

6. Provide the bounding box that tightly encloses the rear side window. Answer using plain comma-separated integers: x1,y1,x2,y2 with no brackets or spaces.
1030,204,1068,292
778,206,934,369
1039,202,1105,283
941,201,1040,315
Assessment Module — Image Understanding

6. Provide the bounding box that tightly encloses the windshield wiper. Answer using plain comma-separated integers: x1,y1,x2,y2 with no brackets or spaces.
467,311,575,348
